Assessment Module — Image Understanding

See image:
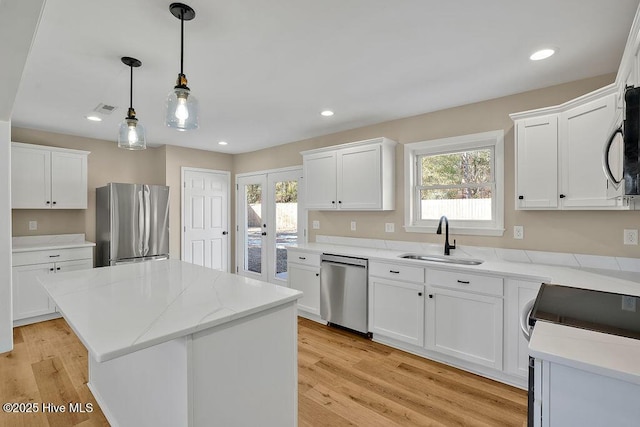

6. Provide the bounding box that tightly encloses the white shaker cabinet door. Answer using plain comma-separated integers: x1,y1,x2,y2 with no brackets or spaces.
12,264,55,321
50,150,88,209
288,264,320,315
11,145,51,208
304,151,337,209
337,144,382,210
425,286,503,370
559,94,617,208
515,115,558,209
369,277,425,347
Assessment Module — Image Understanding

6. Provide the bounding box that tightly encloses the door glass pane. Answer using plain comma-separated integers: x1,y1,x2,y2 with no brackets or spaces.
274,180,298,280
245,183,262,274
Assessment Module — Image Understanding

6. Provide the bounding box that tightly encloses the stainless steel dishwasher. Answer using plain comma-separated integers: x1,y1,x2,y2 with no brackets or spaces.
320,253,368,335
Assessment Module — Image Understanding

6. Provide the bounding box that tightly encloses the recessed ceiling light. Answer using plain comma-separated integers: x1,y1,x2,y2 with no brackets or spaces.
320,110,334,117
85,115,102,122
218,141,228,146
530,49,555,61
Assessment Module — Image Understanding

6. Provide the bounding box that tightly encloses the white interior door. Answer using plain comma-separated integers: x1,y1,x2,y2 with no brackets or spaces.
182,168,230,271
237,168,305,285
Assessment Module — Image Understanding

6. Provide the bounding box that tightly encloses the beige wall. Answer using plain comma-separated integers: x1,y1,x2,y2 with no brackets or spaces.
10,73,640,265
235,73,640,258
10,130,234,262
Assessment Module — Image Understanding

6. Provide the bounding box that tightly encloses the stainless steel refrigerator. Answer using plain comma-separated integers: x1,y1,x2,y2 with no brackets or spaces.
96,183,170,266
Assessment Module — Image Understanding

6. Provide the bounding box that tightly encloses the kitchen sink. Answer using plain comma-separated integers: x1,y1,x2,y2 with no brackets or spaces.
399,254,484,265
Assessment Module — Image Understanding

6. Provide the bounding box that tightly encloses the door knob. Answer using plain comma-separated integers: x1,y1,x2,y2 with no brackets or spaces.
222,231,228,235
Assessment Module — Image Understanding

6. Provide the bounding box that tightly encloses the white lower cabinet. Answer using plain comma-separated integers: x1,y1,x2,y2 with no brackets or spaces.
12,247,93,325
288,264,320,315
369,277,425,347
425,270,504,370
287,249,321,318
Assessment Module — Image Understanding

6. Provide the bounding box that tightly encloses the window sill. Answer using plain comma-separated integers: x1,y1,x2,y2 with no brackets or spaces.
403,225,505,237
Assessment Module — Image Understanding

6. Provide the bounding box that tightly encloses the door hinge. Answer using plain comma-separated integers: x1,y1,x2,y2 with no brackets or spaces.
184,226,186,232
236,266,239,273
183,182,186,188
237,225,239,232
236,184,239,190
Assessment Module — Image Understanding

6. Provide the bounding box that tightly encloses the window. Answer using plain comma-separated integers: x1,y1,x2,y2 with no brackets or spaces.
404,130,504,236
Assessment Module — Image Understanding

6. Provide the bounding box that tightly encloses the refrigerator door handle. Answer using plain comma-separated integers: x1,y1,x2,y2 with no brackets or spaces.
143,185,151,256
137,190,145,256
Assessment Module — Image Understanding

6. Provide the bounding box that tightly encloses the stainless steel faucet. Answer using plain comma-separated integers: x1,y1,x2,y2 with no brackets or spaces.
436,216,456,256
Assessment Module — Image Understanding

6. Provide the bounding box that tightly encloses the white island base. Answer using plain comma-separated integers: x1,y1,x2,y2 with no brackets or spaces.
88,302,297,427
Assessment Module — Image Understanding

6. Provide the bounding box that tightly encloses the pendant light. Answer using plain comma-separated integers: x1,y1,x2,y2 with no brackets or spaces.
118,57,146,150
166,3,198,131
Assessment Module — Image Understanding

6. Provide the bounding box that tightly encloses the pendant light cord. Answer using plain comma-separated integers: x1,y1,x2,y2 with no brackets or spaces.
180,9,185,75
129,65,134,110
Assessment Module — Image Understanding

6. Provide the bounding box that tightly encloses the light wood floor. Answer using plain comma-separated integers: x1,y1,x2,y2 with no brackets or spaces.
1,317,526,426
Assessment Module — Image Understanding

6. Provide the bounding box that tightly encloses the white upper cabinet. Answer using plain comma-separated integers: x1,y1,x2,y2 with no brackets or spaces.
302,137,397,211
511,86,623,210
11,142,89,209
559,94,617,208
515,115,559,209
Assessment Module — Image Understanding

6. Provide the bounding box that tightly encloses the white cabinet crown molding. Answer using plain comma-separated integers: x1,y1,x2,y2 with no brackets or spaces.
509,84,617,121
300,136,396,156
11,141,91,156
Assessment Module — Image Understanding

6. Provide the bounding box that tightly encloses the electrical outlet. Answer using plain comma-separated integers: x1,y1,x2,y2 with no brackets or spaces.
624,229,638,245
385,223,395,233
513,225,524,240
350,221,357,231
622,295,637,312
29,221,37,231
312,220,320,230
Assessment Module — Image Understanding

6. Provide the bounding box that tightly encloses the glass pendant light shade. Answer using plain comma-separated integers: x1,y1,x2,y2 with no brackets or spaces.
166,84,199,130
118,115,146,149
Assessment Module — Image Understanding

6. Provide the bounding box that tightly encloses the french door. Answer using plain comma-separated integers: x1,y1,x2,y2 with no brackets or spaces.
236,167,305,286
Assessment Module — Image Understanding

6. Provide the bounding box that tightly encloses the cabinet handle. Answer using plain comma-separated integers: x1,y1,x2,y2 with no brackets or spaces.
49,255,60,258
418,292,423,296
56,267,61,271
49,268,54,271
389,270,400,274
428,294,433,298
518,195,524,200
261,232,267,236
46,201,51,204
299,256,306,260
222,231,228,235
559,194,566,199
457,280,470,284
316,273,319,277
338,201,342,204
331,201,336,204
52,201,57,205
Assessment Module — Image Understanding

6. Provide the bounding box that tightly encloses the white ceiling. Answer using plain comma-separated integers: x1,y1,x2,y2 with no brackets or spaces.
10,0,640,154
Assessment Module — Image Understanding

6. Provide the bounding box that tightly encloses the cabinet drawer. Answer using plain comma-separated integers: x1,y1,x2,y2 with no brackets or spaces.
12,247,93,267
370,261,424,283
287,250,320,267
427,269,503,296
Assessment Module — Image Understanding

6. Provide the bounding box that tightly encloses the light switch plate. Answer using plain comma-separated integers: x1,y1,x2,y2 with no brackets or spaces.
312,220,320,230
385,223,395,233
29,221,37,231
350,221,357,231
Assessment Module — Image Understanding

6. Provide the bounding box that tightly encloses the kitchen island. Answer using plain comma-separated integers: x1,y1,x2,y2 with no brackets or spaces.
38,259,302,427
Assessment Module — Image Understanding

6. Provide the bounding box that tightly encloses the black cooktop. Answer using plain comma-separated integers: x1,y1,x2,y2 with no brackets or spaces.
530,283,640,340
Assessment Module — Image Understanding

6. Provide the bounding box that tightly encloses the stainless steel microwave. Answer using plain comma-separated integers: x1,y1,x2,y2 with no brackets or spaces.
604,86,640,197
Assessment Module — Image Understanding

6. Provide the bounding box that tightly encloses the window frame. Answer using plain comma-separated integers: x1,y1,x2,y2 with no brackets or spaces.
404,130,505,236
